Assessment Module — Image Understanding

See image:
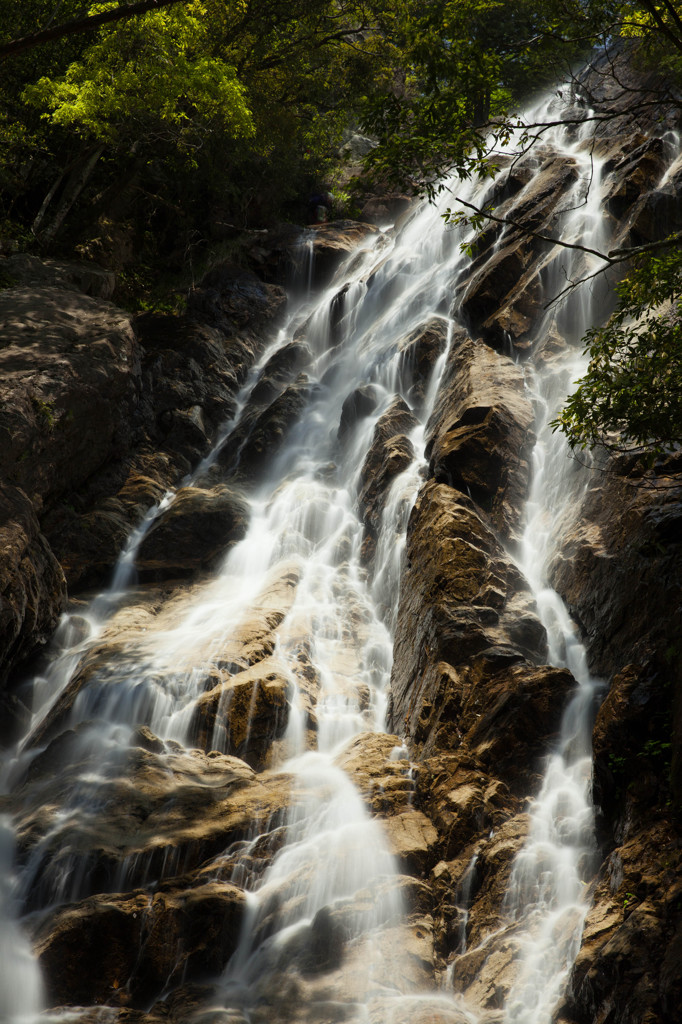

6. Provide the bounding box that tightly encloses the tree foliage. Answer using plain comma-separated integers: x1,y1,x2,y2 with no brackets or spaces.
359,0,607,192
553,247,682,456
1,1,681,458
22,2,254,147
0,0,396,267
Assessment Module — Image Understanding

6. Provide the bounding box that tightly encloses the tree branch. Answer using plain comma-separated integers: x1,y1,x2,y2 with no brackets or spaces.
0,0,188,60
448,194,614,264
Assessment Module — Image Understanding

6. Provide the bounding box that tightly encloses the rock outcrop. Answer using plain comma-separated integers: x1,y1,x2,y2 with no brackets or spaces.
0,255,285,716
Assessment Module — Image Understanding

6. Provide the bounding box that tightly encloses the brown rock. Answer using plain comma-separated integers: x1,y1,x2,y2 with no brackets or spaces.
602,136,666,219
389,482,546,743
224,374,312,479
359,194,413,225
250,341,312,406
457,153,579,349
357,397,419,567
34,880,246,1009
396,317,450,411
191,658,292,768
135,485,250,579
425,331,535,540
11,731,296,906
305,221,381,288
338,382,381,440
0,285,139,506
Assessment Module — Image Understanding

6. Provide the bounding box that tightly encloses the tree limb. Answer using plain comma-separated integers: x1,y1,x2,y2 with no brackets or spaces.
0,0,188,60
448,194,614,264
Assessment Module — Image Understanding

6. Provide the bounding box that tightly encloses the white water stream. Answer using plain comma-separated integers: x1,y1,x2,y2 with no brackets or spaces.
0,80,658,1024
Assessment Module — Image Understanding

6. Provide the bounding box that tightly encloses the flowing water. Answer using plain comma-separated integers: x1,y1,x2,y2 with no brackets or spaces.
0,80,663,1024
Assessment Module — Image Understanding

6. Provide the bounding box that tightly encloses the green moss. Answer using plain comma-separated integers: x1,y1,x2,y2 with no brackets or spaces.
31,396,55,431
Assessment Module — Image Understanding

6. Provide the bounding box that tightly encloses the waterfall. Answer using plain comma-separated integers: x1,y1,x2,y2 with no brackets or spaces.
0,74,668,1024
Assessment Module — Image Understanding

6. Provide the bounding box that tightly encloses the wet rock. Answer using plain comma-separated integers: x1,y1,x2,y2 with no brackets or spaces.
389,482,546,742
457,152,580,350
396,317,450,411
239,221,380,292
549,467,682,686
250,341,312,406
229,374,312,478
338,383,381,440
34,880,246,1009
135,485,250,579
305,221,380,288
191,658,292,769
425,331,535,540
357,397,418,566
0,484,66,697
9,732,295,906
576,44,680,138
602,136,667,219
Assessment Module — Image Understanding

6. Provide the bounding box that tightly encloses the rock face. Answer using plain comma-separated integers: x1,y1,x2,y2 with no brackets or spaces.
0,255,284,711
35,880,246,1009
243,220,381,291
425,328,535,541
0,485,66,738
544,457,682,1024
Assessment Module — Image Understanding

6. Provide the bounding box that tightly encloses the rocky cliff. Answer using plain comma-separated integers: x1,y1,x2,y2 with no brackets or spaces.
0,53,681,1024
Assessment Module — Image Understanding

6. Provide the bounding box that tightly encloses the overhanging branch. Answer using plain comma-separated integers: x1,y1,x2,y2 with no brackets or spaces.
0,0,188,60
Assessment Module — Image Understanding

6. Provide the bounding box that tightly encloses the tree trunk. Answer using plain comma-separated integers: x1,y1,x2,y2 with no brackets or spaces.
41,144,105,243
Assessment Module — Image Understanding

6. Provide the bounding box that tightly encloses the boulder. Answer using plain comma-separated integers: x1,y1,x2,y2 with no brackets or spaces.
191,658,292,768
34,880,246,1009
135,314,250,432
135,485,250,579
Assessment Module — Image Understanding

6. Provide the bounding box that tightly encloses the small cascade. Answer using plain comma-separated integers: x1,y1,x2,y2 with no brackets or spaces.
0,818,43,1024
495,109,611,1024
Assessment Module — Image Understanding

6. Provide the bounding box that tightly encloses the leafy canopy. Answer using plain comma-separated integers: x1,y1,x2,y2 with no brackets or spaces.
553,248,682,456
22,2,254,149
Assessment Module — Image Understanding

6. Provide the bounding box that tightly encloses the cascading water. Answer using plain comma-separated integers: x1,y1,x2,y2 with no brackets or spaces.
492,102,612,1024
0,74,670,1024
